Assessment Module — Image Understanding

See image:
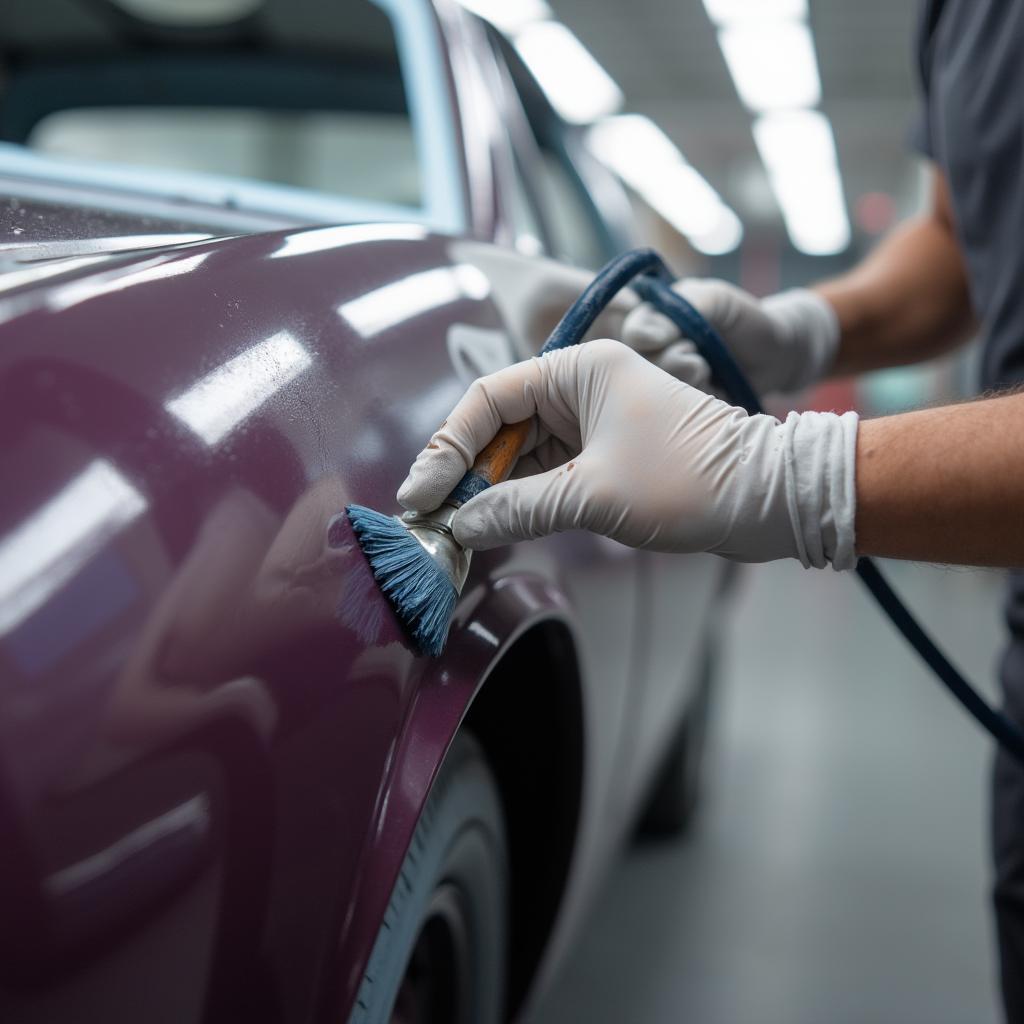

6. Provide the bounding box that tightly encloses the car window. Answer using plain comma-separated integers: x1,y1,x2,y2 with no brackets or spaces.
0,0,465,233
533,148,608,269
31,108,422,210
505,153,547,257
487,33,611,269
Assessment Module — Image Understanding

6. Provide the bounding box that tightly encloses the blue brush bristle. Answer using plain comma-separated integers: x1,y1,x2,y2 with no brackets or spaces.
345,504,458,658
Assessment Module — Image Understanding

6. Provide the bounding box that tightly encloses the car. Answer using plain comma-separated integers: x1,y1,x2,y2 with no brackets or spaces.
0,1,729,1021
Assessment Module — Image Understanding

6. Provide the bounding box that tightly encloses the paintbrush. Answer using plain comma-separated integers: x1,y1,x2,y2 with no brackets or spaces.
345,418,529,656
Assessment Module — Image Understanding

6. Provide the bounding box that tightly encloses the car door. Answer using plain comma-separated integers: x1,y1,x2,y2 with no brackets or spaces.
0,208,657,1020
482,30,729,810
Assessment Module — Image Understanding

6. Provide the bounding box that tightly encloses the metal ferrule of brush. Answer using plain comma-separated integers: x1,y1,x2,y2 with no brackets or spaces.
400,502,472,593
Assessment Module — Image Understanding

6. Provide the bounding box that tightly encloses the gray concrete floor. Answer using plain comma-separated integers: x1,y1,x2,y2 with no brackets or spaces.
530,559,1007,1024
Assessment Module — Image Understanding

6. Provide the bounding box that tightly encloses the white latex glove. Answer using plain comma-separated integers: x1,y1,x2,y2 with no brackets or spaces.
398,341,858,569
621,279,840,396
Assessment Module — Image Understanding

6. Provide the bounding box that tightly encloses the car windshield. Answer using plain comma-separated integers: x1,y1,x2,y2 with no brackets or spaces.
0,0,462,237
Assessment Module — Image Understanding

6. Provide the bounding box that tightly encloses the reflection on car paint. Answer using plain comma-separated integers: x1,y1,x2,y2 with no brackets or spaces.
2,234,214,262
5,548,138,676
0,458,146,634
165,331,313,446
268,222,428,260
44,793,211,900
466,620,499,648
338,263,490,338
0,201,722,1019
446,323,514,381
45,253,209,312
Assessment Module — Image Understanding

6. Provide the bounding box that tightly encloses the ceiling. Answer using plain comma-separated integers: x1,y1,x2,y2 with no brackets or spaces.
548,0,925,268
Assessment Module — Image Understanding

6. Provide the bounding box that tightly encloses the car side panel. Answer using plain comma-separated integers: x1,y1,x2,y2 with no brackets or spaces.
0,227,643,1022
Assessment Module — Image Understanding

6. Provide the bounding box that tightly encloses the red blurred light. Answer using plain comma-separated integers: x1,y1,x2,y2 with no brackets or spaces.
855,191,896,235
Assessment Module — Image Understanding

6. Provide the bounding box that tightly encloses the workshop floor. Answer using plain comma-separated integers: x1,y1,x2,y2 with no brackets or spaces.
529,558,1006,1024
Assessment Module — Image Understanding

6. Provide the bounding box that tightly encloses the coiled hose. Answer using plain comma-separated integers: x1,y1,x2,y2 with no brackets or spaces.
543,247,1024,767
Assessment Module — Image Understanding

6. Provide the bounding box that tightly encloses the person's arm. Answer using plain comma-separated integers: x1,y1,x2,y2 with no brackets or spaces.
398,342,1023,573
856,391,1024,566
821,167,977,375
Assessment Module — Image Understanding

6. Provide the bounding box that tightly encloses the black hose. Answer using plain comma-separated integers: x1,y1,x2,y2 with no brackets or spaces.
542,248,1024,768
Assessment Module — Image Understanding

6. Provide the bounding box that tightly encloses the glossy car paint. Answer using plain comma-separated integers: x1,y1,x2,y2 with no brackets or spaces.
0,2,727,1021
0,222,721,1021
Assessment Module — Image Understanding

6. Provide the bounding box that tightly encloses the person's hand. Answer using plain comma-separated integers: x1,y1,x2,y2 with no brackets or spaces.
398,341,858,568
621,279,840,396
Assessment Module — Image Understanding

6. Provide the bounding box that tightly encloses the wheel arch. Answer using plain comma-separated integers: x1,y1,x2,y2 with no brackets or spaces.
462,618,585,1019
334,577,588,1023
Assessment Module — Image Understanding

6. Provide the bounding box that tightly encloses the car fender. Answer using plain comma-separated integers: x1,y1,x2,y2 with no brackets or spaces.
331,567,581,1013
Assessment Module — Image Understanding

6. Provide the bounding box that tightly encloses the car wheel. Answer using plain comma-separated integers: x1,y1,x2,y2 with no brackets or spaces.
636,642,714,839
348,733,508,1024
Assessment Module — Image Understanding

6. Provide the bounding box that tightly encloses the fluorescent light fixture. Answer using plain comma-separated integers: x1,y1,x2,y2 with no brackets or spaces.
754,110,851,255
114,0,261,25
589,115,676,172
718,22,821,111
455,0,551,34
690,205,745,256
704,0,806,24
588,115,743,254
166,330,312,445
659,163,734,236
270,223,428,260
514,21,623,125
339,265,490,338
754,107,835,168
0,459,147,634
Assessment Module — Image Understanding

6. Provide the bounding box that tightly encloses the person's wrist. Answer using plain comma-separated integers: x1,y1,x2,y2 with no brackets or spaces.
781,409,859,570
762,289,841,391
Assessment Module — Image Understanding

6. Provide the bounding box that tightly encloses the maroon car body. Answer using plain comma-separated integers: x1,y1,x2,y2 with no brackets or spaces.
0,2,728,1021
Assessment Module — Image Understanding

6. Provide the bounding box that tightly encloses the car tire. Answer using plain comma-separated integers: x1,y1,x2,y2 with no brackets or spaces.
636,642,714,839
348,732,508,1024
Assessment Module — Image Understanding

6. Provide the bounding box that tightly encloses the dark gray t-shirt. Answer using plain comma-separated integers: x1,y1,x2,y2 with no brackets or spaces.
914,0,1024,389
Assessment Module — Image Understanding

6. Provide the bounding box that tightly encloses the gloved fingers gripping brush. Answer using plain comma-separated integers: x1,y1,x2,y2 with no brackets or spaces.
346,248,1024,767
397,340,858,565
345,413,531,657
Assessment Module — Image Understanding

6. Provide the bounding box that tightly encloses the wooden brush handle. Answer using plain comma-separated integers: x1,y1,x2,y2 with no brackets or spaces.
446,418,532,506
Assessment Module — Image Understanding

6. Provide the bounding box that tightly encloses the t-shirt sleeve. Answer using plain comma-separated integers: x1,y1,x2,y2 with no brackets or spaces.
910,0,938,158
909,108,933,158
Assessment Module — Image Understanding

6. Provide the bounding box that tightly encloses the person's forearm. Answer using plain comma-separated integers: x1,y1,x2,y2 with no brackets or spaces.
855,392,1024,566
816,170,976,376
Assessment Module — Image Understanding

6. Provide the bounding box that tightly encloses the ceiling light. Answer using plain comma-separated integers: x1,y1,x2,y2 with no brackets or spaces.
658,164,735,238
588,115,743,254
113,0,262,26
718,22,821,111
754,107,836,167
703,0,807,25
455,0,552,35
689,206,745,256
754,111,851,255
514,21,624,125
